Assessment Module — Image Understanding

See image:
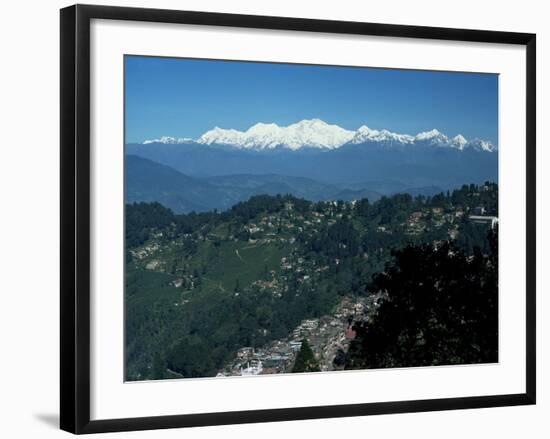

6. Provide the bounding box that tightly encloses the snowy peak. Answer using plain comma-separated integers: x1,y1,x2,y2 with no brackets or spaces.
452,134,468,149
350,125,414,145
197,127,244,147
411,130,496,151
143,119,496,152
466,138,496,152
197,118,355,150
415,128,443,140
143,136,194,145
349,125,495,152
414,129,450,145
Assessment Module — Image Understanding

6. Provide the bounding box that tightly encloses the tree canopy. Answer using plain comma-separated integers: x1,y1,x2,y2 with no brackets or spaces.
345,230,498,369
292,339,320,373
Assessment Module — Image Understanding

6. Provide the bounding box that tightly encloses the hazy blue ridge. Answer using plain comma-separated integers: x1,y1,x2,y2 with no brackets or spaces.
126,139,496,213
125,154,483,214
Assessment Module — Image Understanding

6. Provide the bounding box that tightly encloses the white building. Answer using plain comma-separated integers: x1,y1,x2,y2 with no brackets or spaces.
469,215,499,229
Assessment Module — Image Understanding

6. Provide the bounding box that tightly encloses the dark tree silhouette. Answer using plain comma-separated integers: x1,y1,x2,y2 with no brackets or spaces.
345,230,498,369
292,339,320,373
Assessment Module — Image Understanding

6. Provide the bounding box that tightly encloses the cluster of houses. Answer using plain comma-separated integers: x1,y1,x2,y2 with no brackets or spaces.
130,241,160,260
217,340,297,377
217,296,374,377
402,204,498,237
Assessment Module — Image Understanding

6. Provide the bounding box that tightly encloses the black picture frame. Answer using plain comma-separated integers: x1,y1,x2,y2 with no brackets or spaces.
60,4,536,434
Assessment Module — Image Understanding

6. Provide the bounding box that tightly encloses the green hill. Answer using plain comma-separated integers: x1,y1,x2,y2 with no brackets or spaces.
125,184,498,380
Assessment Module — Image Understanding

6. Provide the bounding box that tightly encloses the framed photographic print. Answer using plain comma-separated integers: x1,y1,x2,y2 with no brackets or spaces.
60,4,536,434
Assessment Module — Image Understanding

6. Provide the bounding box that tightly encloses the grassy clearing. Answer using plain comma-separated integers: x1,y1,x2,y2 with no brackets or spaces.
201,241,291,292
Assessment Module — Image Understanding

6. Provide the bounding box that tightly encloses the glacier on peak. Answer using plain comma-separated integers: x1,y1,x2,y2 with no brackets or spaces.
143,136,194,145
196,118,355,150
142,119,496,152
350,125,415,145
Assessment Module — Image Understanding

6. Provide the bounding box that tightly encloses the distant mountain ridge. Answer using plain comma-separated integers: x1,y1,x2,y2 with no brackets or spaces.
127,141,498,190
141,118,496,152
129,119,497,204
126,155,390,213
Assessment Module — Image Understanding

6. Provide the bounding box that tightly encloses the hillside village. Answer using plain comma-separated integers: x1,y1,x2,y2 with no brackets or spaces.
216,295,387,376
125,182,498,380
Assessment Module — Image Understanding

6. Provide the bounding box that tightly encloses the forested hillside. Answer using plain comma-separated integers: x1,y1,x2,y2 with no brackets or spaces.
125,183,498,380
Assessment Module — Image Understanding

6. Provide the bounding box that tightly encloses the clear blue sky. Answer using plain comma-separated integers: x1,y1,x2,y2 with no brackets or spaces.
125,55,498,144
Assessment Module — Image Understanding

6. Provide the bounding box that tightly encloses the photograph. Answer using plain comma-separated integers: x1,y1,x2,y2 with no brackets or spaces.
0,0,543,436
124,55,499,381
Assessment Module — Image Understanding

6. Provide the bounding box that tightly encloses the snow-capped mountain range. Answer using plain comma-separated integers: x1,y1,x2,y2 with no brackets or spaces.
142,119,496,152
143,136,194,145
198,119,354,150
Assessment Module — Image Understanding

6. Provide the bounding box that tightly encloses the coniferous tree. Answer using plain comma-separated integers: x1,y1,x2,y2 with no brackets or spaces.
292,339,320,373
